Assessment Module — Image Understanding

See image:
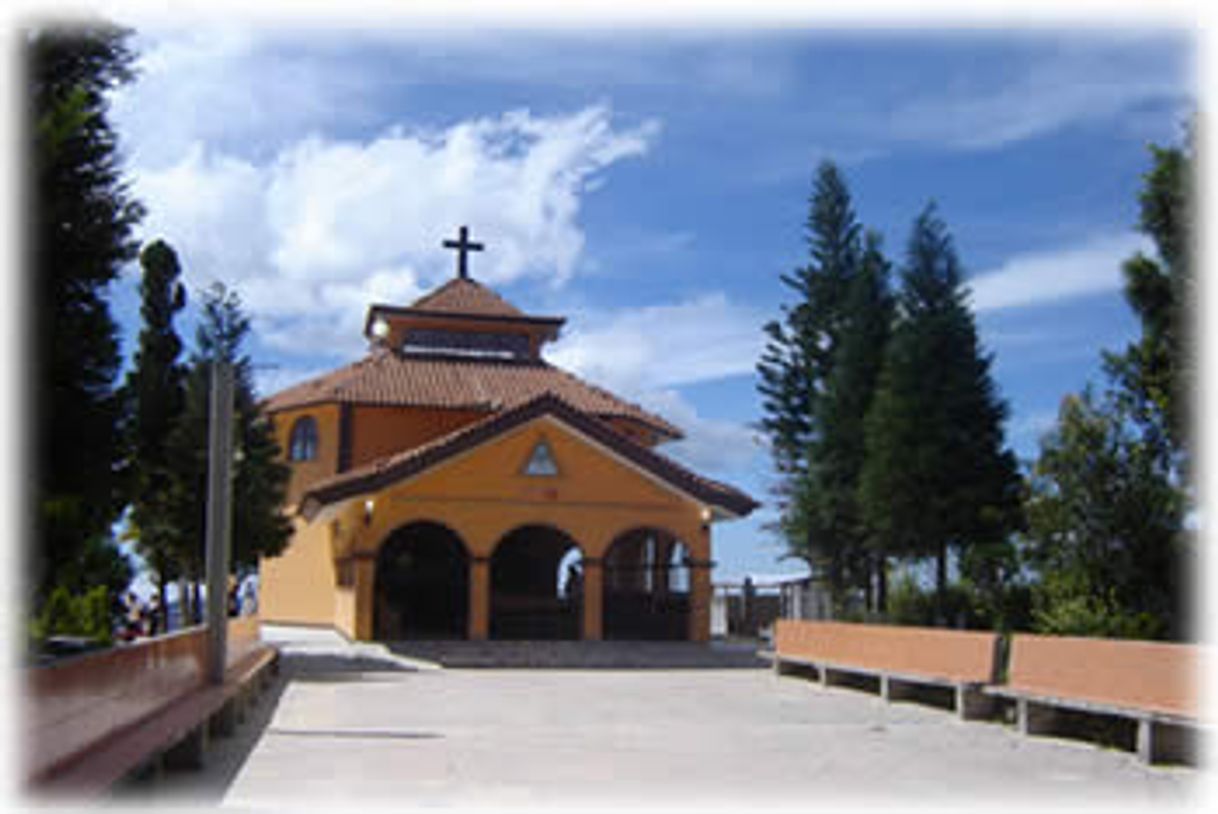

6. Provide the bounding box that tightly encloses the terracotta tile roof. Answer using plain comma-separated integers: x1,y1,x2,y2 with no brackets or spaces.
363,278,565,339
299,393,758,521
262,349,683,440
410,277,528,318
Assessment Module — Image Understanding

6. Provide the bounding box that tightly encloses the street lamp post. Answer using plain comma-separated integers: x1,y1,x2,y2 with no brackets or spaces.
205,361,234,685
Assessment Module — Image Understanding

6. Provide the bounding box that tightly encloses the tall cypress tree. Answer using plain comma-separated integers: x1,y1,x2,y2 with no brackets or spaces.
28,24,144,601
812,231,895,612
757,162,863,600
860,204,1022,623
122,240,188,632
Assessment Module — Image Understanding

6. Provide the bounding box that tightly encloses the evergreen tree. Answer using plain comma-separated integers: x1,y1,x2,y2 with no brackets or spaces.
165,284,292,620
809,231,895,612
757,162,863,602
28,24,144,601
122,240,188,633
1103,139,1194,475
1025,389,1184,639
1026,135,1194,641
859,204,1022,623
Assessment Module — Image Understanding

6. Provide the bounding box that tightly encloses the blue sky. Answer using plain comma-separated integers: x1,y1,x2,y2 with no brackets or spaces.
99,17,1195,583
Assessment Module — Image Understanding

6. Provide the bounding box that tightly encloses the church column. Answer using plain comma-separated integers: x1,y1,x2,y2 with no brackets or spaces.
468,556,491,641
687,522,714,642
653,537,672,597
688,558,713,643
581,557,604,641
352,551,377,641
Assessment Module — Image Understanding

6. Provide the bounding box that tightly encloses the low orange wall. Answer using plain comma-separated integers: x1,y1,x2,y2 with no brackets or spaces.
1007,634,1201,719
25,617,266,782
226,614,266,669
774,619,1000,684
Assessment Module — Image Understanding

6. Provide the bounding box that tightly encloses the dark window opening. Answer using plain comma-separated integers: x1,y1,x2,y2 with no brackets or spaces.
289,416,319,461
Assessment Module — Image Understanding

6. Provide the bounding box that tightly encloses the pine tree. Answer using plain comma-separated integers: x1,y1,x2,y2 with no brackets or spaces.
757,162,863,602
29,24,144,601
812,231,895,612
860,204,1022,623
122,240,188,633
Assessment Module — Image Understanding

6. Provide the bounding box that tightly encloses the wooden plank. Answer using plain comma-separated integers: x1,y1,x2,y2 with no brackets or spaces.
773,620,1000,685
31,644,278,794
1006,634,1200,720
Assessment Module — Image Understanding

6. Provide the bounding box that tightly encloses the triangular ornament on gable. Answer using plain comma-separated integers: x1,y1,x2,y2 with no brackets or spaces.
523,439,559,476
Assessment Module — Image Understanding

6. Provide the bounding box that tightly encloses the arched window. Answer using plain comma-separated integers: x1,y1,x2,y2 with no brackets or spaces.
288,416,319,461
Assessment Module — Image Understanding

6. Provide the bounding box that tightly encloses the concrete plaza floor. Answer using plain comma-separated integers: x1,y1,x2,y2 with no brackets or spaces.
139,626,1202,809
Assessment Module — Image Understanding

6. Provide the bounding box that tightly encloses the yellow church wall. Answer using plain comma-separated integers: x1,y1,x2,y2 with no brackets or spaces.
257,515,337,626
326,415,713,641
352,415,709,562
349,404,486,469
333,583,357,639
263,413,718,641
271,402,342,507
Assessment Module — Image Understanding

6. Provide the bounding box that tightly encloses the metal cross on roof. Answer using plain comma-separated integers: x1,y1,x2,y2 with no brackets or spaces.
442,225,484,280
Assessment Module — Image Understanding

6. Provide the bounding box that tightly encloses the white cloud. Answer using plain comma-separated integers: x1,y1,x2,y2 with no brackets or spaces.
112,26,378,168
885,46,1190,151
131,105,658,361
547,294,765,475
967,232,1149,313
1008,408,1060,446
548,293,764,392
640,389,763,476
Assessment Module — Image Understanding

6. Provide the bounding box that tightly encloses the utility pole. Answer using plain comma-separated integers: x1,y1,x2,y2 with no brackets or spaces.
205,361,234,685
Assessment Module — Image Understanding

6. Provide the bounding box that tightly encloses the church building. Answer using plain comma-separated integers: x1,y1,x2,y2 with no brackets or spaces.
258,228,757,642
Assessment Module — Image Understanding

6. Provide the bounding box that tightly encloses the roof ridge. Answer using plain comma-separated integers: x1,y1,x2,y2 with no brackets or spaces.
408,276,527,317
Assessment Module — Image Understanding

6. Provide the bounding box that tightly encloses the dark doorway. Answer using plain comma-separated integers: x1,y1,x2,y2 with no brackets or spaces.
603,527,690,640
491,525,581,639
374,522,469,640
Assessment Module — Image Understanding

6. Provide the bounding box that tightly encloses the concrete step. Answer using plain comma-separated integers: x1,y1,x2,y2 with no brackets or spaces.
380,639,768,669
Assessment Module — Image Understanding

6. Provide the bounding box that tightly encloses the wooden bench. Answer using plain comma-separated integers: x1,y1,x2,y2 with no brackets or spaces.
26,617,279,795
985,634,1203,764
770,620,1001,720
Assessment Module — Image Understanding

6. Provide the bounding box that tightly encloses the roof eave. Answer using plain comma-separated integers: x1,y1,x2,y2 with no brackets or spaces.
297,393,756,520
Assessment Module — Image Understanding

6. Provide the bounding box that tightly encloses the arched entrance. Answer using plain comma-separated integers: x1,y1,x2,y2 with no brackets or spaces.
374,521,469,640
491,524,582,639
603,527,691,640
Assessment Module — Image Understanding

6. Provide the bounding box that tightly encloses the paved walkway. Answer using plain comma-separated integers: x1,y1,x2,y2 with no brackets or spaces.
140,627,1200,808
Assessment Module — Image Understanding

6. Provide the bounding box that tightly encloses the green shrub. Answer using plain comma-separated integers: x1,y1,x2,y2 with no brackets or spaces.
30,584,114,647
1032,584,1163,640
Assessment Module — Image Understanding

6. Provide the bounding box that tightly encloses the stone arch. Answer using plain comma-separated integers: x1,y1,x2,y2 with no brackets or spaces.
490,523,584,640
373,520,469,640
603,526,691,640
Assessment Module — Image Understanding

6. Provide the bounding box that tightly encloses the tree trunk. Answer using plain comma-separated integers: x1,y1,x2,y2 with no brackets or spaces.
935,542,948,626
156,573,168,635
876,553,888,616
192,580,203,626
177,575,190,629
863,556,874,615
